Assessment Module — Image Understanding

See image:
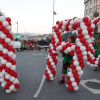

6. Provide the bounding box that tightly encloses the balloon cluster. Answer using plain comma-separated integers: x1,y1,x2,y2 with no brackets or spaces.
44,17,100,91
0,14,19,93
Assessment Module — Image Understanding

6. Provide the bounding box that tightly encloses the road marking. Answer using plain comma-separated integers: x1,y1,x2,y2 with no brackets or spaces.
80,79,100,94
34,75,45,98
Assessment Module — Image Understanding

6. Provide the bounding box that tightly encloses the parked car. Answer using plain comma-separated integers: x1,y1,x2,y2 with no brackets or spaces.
14,41,21,51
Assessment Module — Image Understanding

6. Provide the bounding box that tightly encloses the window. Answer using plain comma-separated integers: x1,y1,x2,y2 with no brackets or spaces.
90,0,92,4
90,8,92,12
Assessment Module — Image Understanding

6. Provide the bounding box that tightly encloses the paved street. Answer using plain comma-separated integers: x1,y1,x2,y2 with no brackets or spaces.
0,51,100,100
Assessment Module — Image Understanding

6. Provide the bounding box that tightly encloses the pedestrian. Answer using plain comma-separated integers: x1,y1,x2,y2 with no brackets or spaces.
58,36,76,84
94,37,100,71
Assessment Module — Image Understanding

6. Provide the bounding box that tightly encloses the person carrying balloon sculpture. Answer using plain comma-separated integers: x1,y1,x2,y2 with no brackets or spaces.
58,36,76,84
94,37,100,71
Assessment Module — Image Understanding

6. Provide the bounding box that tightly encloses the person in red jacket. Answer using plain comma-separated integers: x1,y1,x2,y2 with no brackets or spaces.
58,36,76,84
28,40,32,51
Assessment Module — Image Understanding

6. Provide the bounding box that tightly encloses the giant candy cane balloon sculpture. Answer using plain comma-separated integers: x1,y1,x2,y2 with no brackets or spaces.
44,17,100,91
0,13,19,93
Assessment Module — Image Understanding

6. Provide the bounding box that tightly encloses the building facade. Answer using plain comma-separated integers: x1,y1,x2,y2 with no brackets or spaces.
84,0,100,38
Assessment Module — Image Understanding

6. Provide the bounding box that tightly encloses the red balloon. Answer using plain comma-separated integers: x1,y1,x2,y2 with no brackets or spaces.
14,84,20,89
80,38,86,43
77,54,83,59
88,27,93,32
76,49,82,54
3,43,9,48
56,21,60,25
0,25,5,31
46,76,50,80
6,17,11,22
0,51,3,56
68,85,74,91
45,72,49,76
0,21,2,25
66,80,72,85
6,81,12,86
78,29,82,34
3,28,9,34
72,69,77,75
85,22,91,27
0,38,5,44
69,51,74,56
11,60,16,65
70,64,76,69
3,54,9,60
5,84,9,89
83,17,89,23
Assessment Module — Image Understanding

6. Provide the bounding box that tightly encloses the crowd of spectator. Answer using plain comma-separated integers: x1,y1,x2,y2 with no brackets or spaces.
21,38,50,51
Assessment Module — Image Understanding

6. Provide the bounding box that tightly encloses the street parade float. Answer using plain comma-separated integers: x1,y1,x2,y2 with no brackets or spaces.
44,16,100,91
0,12,19,93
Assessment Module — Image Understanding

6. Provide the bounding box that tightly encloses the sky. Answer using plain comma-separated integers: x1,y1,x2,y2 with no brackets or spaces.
0,0,84,34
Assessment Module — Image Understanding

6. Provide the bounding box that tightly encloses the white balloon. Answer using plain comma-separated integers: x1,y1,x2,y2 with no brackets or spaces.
13,79,19,84
72,82,77,87
70,20,74,25
82,30,88,35
11,65,16,71
95,61,98,64
2,70,6,75
68,72,73,77
6,62,12,68
70,77,75,82
0,73,3,77
5,38,11,43
3,21,9,27
61,42,66,46
67,47,71,52
73,61,79,66
73,56,78,60
82,51,87,56
9,41,14,46
76,66,81,71
71,45,75,50
8,51,13,57
74,86,79,91
0,45,3,51
51,62,55,66
83,56,87,60
0,16,6,22
80,46,86,51
6,89,12,93
9,85,15,90
1,34,6,39
76,42,82,47
47,70,51,74
84,35,90,40
7,26,12,31
1,59,7,64
49,74,53,78
3,49,8,54
78,70,83,75
64,49,68,54
0,78,4,82
10,77,15,82
1,82,6,87
5,74,11,79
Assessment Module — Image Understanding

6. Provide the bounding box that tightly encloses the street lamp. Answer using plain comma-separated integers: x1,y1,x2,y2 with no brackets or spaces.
16,21,18,34
52,0,57,33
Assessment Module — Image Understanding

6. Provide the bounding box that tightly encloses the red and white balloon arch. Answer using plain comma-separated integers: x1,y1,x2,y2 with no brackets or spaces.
44,17,100,91
0,13,19,93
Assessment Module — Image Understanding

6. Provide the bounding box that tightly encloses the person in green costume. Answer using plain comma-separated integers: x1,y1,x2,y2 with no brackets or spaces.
94,37,100,71
58,36,76,84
